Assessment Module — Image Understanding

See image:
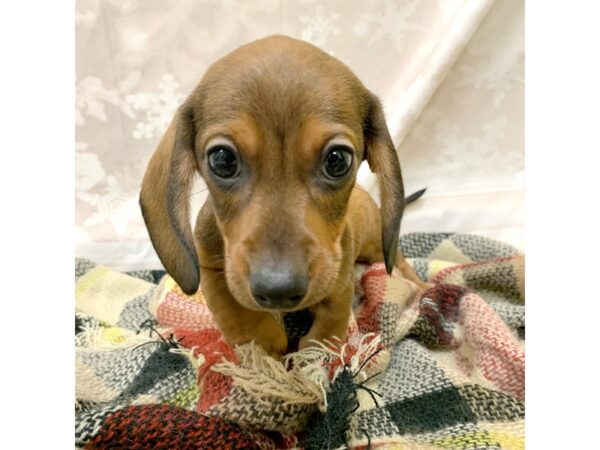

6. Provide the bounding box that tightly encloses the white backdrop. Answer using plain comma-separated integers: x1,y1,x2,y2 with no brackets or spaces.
75,0,524,271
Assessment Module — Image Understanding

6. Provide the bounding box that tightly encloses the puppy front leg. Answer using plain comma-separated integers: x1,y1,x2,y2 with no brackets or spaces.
298,282,353,350
200,267,288,355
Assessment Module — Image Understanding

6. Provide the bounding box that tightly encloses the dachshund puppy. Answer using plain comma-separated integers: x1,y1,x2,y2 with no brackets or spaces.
140,35,427,354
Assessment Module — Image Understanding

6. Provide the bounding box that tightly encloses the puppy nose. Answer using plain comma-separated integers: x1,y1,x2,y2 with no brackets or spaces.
250,265,308,309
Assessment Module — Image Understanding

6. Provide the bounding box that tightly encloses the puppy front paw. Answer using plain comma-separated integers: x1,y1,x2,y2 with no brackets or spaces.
298,333,319,350
254,315,288,355
298,328,347,350
226,314,288,356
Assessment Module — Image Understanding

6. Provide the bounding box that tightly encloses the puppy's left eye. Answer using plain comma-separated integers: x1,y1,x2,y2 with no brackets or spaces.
322,146,353,179
207,145,240,178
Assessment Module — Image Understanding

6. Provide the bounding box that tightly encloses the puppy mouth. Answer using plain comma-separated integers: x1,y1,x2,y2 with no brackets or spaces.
253,294,305,311
226,248,338,312
224,271,312,312
254,253,342,311
249,272,336,312
243,280,323,313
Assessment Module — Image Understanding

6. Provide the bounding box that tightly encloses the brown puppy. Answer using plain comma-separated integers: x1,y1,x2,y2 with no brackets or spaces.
140,35,427,354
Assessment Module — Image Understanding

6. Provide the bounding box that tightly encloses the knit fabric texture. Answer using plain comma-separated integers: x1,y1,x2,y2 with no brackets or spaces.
75,232,525,449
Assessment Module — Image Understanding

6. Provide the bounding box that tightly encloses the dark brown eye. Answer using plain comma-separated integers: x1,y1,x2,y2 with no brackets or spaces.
323,146,353,179
207,146,239,178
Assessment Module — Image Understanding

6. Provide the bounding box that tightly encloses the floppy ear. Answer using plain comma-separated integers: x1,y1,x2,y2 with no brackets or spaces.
363,93,406,275
139,105,200,294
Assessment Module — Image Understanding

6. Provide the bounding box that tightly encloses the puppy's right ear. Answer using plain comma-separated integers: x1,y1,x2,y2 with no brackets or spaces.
139,105,200,294
363,93,405,275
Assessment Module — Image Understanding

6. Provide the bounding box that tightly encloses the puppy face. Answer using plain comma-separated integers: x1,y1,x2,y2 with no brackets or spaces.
191,39,370,311
140,36,405,309
199,120,361,311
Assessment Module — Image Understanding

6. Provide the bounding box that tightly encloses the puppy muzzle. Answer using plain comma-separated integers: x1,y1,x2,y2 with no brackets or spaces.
249,263,308,309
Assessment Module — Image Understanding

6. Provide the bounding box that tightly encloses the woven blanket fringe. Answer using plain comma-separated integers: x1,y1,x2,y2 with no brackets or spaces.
311,333,385,383
211,333,383,412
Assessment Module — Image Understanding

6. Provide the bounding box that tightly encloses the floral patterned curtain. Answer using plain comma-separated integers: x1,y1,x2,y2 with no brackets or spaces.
75,0,523,270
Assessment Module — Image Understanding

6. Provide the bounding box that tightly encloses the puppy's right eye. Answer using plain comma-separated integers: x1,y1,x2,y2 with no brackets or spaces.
207,146,239,178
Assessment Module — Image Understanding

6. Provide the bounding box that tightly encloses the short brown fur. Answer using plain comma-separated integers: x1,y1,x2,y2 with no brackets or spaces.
140,36,429,354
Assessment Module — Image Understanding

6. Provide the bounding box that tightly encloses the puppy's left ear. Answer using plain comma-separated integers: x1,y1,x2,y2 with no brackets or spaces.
363,93,405,274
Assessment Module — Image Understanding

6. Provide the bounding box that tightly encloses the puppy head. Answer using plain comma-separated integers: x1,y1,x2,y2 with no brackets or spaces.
140,35,405,310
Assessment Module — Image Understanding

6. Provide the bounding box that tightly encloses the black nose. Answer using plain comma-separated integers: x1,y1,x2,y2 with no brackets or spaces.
250,265,308,309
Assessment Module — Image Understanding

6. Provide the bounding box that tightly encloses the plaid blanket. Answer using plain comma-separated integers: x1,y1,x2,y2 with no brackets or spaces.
75,233,524,449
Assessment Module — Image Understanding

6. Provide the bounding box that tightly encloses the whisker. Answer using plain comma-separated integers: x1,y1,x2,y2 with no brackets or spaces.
189,187,209,197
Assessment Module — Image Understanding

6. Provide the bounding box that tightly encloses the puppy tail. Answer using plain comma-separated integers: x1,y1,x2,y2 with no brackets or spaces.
404,187,427,205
